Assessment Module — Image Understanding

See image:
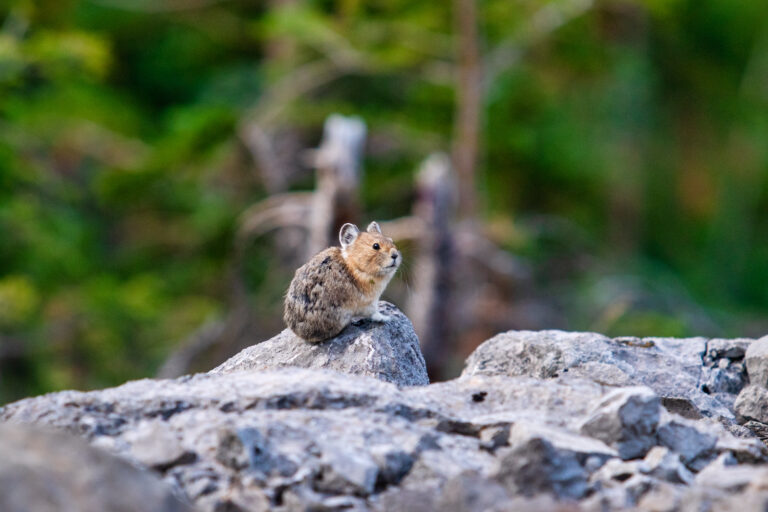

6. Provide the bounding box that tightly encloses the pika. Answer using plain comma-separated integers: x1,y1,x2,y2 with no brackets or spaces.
284,221,402,342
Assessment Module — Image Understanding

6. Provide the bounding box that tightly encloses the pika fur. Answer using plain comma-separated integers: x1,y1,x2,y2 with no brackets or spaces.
284,221,402,342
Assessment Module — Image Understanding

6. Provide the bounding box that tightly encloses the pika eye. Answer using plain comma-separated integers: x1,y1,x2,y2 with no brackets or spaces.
372,243,380,250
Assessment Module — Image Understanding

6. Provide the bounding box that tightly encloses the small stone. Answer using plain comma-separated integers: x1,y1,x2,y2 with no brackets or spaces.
643,446,693,484
479,425,510,452
636,482,682,512
120,421,194,471
369,446,414,486
589,458,645,484
314,448,379,496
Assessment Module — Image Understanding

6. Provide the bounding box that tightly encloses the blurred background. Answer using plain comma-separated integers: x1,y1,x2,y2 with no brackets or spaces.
2,0,768,403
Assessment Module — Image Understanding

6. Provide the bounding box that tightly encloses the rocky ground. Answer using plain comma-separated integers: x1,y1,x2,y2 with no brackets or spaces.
2,303,768,511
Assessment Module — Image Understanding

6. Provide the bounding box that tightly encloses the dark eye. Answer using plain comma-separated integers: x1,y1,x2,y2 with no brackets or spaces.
372,243,380,250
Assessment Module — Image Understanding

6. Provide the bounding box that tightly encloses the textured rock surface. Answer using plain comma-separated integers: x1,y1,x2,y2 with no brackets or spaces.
745,335,768,387
212,302,428,387
0,423,192,512
735,385,768,423
579,386,660,460
462,330,748,420
2,329,767,512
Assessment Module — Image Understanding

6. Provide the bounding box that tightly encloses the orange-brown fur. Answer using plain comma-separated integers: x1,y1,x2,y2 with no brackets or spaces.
284,222,401,342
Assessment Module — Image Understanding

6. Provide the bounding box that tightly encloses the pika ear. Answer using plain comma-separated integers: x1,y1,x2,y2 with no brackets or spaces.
366,221,382,235
339,223,360,248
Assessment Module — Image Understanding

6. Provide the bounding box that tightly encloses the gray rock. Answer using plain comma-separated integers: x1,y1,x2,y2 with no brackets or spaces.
656,417,717,469
706,338,752,361
680,490,768,512
589,457,645,484
211,301,428,387
636,482,683,512
678,457,768,512
579,386,660,460
372,481,567,512
120,420,195,471
589,472,657,509
405,374,607,431
316,447,379,495
745,335,768,387
643,446,693,484
4,328,768,512
494,421,615,500
435,472,511,512
495,440,587,500
461,330,736,421
701,338,752,411
714,430,768,464
734,384,768,423
0,424,192,512
0,369,492,511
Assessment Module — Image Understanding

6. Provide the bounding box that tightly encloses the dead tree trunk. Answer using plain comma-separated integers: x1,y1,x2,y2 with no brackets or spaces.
308,114,366,257
453,0,482,219
406,153,457,379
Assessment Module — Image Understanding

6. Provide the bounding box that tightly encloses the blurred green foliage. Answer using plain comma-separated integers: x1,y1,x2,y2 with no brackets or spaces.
2,0,768,403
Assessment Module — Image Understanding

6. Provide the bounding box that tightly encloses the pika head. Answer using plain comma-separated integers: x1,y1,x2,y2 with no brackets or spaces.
340,221,401,277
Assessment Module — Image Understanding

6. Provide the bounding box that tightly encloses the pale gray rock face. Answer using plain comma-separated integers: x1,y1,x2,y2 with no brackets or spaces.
735,385,768,423
0,424,192,512
212,302,429,387
745,335,768,387
1,328,766,512
461,330,749,421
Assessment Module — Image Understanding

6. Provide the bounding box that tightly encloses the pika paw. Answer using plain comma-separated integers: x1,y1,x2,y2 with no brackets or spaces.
284,221,401,342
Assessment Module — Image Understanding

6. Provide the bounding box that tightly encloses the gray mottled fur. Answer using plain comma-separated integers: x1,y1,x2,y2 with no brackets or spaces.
284,247,360,342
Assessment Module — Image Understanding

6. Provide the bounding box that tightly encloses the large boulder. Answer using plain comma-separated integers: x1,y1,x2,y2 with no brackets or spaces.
461,330,750,421
211,301,429,387
0,423,191,512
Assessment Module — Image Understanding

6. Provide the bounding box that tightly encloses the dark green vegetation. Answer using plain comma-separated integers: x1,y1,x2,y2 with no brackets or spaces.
2,0,768,402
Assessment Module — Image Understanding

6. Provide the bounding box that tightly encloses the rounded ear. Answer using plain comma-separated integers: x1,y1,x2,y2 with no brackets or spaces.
366,221,382,234
339,223,360,248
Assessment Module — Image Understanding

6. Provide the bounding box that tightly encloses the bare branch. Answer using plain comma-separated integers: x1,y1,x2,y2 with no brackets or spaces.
455,228,532,284
239,124,291,193
156,321,226,379
236,192,313,244
452,0,482,219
